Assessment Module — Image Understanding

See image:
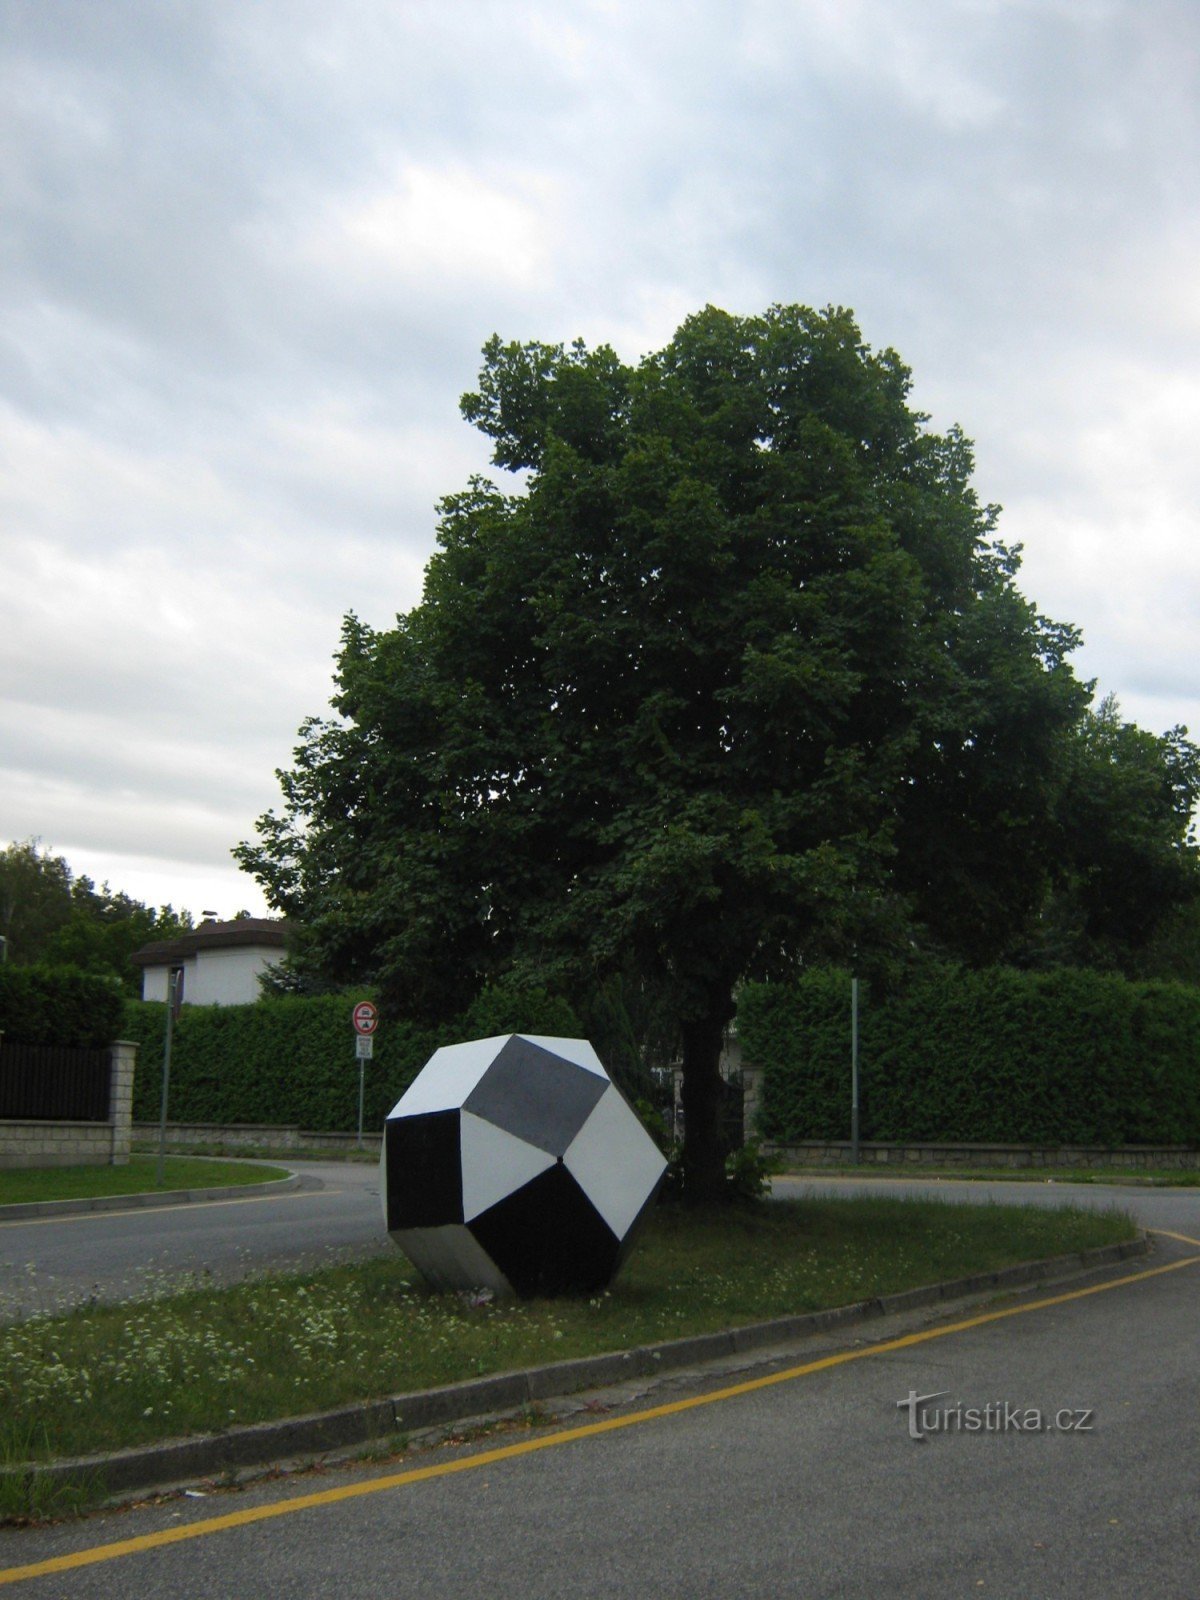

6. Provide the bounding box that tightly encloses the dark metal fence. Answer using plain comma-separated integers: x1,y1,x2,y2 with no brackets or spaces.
0,1043,113,1122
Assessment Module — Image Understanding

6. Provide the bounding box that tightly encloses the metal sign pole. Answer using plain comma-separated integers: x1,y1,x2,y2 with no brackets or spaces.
357,1052,365,1150
851,976,860,1164
156,971,177,1186
352,1002,377,1150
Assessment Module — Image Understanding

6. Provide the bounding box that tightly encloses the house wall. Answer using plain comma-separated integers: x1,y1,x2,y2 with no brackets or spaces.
141,958,193,1004
140,946,277,1007
189,946,275,1006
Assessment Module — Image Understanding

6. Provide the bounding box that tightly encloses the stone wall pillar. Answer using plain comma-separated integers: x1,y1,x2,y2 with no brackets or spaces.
741,1063,762,1140
109,1039,138,1166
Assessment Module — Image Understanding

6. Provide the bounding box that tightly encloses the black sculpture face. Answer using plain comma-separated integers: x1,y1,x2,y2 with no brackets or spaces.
382,1034,667,1296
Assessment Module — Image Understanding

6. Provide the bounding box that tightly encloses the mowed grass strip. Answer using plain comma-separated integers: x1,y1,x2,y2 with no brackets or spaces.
0,1195,1135,1470
0,1156,290,1207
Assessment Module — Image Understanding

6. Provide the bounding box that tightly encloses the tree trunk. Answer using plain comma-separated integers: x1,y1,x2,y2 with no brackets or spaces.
679,1001,733,1205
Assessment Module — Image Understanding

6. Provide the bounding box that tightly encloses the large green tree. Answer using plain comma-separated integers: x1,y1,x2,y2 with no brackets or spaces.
239,303,1095,1199
0,841,74,964
0,839,192,993
1022,695,1200,972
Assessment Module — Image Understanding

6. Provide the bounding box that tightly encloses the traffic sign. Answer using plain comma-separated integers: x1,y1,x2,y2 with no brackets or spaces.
356,1035,374,1060
352,1000,378,1035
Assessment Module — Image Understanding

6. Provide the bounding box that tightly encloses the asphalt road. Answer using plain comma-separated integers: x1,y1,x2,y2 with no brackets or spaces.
0,1161,389,1322
5,1163,1200,1322
3,1204,1198,1597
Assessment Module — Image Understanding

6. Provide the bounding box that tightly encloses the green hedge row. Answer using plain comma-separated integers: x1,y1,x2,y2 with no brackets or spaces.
0,964,126,1049
125,985,580,1134
740,965,1200,1147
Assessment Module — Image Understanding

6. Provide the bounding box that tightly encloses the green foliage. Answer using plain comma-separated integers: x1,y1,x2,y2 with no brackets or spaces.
0,839,192,994
238,303,1098,1199
0,1157,285,1206
456,980,579,1041
1133,898,1200,987
742,966,1200,1147
42,897,193,997
0,842,73,966
0,964,125,1048
723,1138,784,1202
125,997,437,1132
573,970,681,1103
1022,696,1200,972
125,985,585,1133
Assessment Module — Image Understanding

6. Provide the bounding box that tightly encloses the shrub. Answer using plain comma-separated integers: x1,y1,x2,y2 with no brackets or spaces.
741,965,1200,1148
125,985,582,1134
0,964,125,1049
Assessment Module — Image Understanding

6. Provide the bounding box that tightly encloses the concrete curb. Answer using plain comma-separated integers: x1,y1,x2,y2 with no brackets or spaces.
0,1171,301,1222
9,1233,1150,1501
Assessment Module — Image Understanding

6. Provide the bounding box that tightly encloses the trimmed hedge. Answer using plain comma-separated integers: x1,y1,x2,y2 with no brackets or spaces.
125,984,581,1135
0,964,126,1049
740,965,1200,1148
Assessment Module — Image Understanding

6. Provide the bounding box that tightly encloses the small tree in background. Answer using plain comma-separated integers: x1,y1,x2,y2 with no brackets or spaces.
0,839,192,994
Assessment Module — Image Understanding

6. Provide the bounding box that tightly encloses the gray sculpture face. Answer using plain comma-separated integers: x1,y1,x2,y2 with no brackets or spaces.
381,1034,667,1297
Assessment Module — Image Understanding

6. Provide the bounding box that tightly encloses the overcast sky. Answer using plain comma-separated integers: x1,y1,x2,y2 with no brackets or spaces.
2,0,1197,919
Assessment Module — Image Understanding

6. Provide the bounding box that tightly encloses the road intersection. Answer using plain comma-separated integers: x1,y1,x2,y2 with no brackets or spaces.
2,1174,1198,1596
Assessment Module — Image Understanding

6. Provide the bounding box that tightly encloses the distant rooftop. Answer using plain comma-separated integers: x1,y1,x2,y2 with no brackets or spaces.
131,917,290,966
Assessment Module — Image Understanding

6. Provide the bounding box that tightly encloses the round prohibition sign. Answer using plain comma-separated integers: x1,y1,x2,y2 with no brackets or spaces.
352,1000,379,1035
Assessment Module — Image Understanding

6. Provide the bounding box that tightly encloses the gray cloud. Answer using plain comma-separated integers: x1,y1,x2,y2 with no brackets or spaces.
3,0,1198,914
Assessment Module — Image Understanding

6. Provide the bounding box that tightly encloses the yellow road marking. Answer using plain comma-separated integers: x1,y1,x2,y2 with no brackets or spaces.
1151,1228,1200,1249
0,1190,342,1230
2,1246,1197,1588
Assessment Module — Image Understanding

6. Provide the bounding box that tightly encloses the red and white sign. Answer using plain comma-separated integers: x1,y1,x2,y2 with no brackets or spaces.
352,1001,379,1036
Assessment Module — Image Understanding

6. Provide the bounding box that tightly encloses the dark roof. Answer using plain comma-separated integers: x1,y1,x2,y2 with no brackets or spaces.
131,918,290,967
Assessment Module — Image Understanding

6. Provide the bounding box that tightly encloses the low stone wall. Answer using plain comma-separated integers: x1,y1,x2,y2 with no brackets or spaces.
769,1139,1200,1170
132,1122,382,1154
0,1121,117,1168
0,1039,137,1169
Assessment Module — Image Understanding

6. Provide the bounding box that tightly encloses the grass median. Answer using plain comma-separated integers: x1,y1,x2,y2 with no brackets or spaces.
1,1192,1134,1510
0,1156,290,1208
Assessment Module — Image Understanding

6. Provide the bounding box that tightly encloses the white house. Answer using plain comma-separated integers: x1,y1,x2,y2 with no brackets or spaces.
132,918,289,1007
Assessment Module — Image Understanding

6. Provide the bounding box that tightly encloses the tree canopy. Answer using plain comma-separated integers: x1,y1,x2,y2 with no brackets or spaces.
237,303,1197,1197
0,839,193,994
1021,695,1200,972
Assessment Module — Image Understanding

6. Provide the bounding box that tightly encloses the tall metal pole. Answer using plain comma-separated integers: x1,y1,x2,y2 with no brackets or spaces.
357,1051,365,1151
156,971,177,1186
851,975,860,1164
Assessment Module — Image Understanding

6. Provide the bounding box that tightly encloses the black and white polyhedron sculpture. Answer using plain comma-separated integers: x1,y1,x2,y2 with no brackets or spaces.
382,1034,667,1297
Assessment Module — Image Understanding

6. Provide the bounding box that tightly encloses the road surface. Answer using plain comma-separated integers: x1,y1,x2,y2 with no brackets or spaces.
2,1195,1198,1596
0,1161,388,1322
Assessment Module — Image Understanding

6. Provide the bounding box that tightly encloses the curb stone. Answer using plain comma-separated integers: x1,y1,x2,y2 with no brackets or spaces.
0,1172,301,1222
7,1233,1150,1502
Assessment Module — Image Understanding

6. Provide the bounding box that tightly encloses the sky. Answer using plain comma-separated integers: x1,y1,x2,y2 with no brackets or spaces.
2,0,1198,920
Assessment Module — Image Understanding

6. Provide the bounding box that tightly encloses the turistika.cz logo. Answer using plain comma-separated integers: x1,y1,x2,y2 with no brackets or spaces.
897,1390,1095,1441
